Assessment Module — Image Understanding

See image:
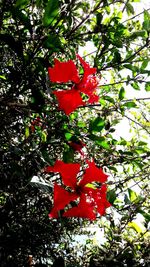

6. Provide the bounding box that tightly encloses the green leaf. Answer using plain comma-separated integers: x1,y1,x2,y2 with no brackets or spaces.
0,75,6,80
123,64,138,72
44,35,61,50
113,50,121,63
77,121,86,128
95,137,110,149
141,59,148,70
43,0,59,27
119,87,125,100
131,82,140,90
143,10,150,31
123,101,137,108
25,127,30,138
126,3,134,15
128,188,137,202
65,132,72,141
145,82,150,91
107,189,117,204
15,0,29,8
89,117,105,132
103,96,115,104
41,131,47,142
96,12,103,25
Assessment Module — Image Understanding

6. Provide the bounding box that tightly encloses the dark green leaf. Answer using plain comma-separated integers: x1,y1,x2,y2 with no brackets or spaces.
63,149,74,163
126,3,134,15
113,50,121,63
124,194,131,204
11,7,32,33
15,0,29,8
44,35,61,50
123,64,139,72
96,12,103,25
119,87,125,100
143,10,150,31
131,82,140,90
107,189,117,204
103,96,115,104
89,117,105,132
43,0,59,27
141,59,148,70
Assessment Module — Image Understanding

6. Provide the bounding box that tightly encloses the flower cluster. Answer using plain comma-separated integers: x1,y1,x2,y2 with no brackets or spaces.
45,56,110,220
48,55,100,115
45,160,110,220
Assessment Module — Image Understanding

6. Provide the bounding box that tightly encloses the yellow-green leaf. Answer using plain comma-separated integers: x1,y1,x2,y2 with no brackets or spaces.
25,127,30,138
128,222,143,233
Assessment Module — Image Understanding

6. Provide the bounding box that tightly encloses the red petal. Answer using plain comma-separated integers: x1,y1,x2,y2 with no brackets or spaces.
87,93,99,104
77,54,97,76
63,196,96,220
79,161,108,187
53,89,84,115
48,59,80,83
49,183,78,218
96,199,111,216
45,160,80,189
76,56,99,102
77,75,99,94
90,186,111,216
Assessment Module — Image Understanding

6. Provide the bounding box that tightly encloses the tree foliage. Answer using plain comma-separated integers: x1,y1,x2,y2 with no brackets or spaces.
0,0,150,266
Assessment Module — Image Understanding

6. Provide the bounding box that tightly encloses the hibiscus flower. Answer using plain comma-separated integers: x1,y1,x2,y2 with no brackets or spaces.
48,55,100,114
45,160,110,220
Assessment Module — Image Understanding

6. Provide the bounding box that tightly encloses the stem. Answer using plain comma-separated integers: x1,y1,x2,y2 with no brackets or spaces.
122,8,150,24
66,0,103,38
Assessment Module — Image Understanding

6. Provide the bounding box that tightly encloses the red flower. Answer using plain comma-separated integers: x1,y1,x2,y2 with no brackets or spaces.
48,55,100,114
53,89,84,115
45,160,110,220
48,59,80,83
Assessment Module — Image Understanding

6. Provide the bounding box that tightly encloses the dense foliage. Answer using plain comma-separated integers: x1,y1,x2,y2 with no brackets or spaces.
0,0,150,266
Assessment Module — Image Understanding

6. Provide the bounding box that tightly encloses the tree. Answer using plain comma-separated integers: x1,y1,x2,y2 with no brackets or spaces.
0,0,150,266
